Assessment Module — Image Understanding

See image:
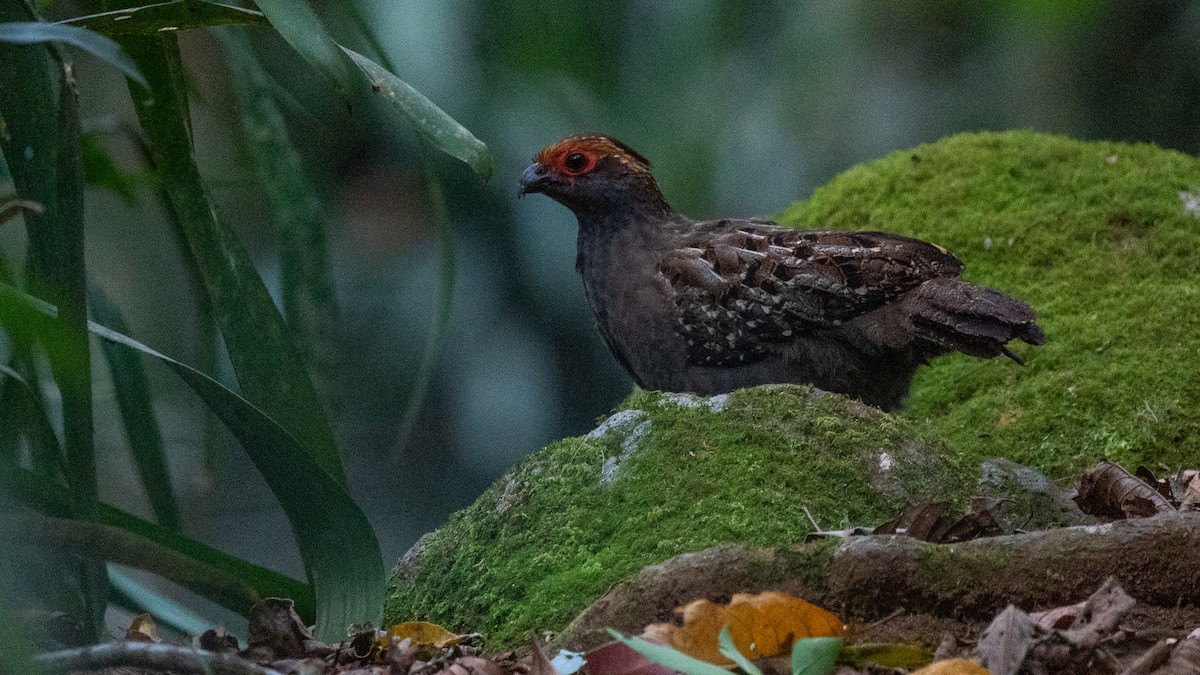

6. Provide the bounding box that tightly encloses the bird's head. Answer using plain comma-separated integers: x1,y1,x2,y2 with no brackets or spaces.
519,134,672,218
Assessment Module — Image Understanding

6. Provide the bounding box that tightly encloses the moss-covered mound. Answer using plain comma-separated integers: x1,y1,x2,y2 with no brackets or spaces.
777,131,1200,476
388,132,1200,647
384,386,969,646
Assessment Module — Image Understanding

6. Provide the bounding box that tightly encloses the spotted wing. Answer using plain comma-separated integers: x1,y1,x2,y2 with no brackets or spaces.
658,221,964,366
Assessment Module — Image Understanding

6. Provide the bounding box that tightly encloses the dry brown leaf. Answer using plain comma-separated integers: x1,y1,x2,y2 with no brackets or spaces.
1029,601,1085,631
644,591,844,665
1059,576,1135,649
530,632,558,675
1159,633,1200,675
124,613,160,643
1074,461,1174,518
974,605,1035,675
1175,469,1200,511
911,658,990,674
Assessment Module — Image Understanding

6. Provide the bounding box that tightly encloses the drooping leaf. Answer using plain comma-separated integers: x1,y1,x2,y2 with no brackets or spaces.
89,284,179,530
251,0,354,106
61,0,268,36
0,511,266,617
0,281,381,641
218,27,338,394
606,630,731,675
109,566,241,640
0,456,312,620
0,21,145,85
342,45,492,180
790,637,842,675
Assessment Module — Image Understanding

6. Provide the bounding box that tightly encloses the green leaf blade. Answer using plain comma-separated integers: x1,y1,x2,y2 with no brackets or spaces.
89,285,180,530
607,629,733,675
0,21,145,85
60,0,269,37
791,637,842,675
251,0,354,105
0,281,379,639
342,45,493,180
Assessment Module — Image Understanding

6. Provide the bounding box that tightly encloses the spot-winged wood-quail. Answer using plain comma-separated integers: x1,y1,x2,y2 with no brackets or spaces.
519,134,1045,410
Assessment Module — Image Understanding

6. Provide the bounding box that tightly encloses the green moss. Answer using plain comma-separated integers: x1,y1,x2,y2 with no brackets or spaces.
777,131,1200,477
385,386,968,647
388,132,1200,648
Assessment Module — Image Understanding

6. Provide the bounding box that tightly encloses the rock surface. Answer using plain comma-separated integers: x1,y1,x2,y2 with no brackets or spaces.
385,386,968,646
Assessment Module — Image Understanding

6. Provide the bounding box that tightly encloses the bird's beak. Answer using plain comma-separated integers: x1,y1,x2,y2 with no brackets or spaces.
518,162,552,198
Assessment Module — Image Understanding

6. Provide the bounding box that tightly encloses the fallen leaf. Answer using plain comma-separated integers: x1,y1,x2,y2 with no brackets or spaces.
1173,469,1200,511
583,639,674,675
644,591,844,665
837,643,934,669
607,630,729,675
907,502,952,541
124,613,159,642
1059,576,1135,649
531,632,559,675
974,605,1035,675
1074,461,1173,518
1164,633,1200,673
911,658,989,674
246,598,312,661
1030,601,1085,630
380,621,462,650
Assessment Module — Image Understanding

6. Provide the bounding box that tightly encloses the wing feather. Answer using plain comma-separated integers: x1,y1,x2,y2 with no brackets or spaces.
658,220,963,366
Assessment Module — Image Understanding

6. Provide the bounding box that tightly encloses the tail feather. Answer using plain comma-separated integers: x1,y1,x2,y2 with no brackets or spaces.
906,278,1045,361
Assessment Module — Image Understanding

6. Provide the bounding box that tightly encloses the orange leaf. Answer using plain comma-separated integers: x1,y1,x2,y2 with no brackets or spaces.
912,658,990,674
644,591,844,664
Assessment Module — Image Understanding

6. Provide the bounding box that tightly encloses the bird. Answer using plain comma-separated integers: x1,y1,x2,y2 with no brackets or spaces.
518,134,1044,410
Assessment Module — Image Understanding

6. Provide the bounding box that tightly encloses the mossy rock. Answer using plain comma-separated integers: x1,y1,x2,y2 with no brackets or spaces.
384,386,970,647
387,131,1200,647
774,131,1200,476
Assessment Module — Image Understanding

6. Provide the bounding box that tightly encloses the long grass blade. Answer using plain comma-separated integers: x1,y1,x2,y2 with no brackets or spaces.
114,30,344,483
0,446,314,621
0,2,104,637
88,284,180,530
0,281,382,640
341,45,493,180
250,0,354,106
61,0,268,37
108,566,242,640
0,21,145,85
218,27,339,399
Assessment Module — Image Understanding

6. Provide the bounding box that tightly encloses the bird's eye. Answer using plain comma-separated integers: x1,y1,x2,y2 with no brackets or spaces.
563,152,590,174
